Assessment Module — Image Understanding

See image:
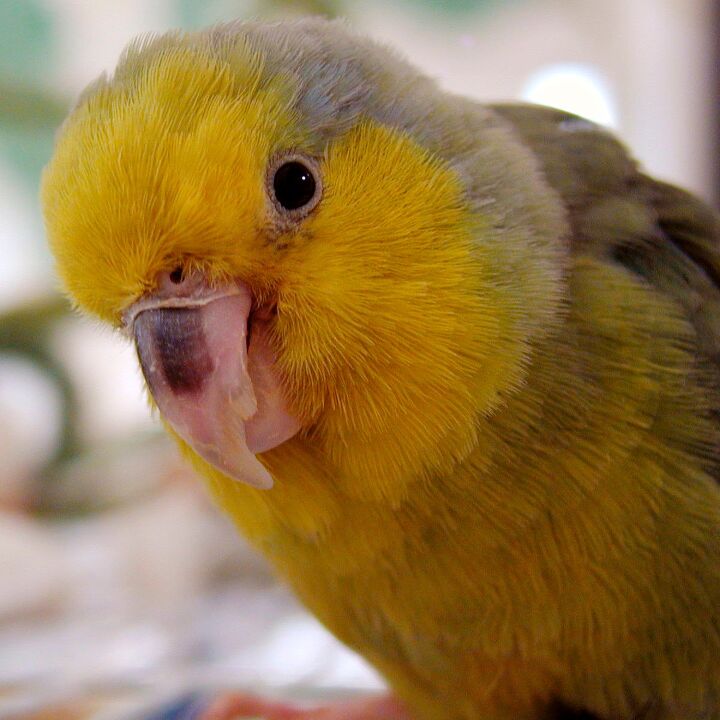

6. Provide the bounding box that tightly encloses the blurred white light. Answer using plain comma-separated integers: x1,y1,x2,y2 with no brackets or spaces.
0,356,62,493
51,318,157,443
522,63,618,128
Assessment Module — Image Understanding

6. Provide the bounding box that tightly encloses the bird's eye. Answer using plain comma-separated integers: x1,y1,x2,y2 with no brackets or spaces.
267,155,322,218
273,161,316,210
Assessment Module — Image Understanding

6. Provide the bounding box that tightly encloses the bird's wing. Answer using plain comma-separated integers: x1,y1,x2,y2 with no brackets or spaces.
492,103,720,364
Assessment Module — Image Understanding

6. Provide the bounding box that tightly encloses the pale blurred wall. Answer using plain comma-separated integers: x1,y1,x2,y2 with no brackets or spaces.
365,0,714,202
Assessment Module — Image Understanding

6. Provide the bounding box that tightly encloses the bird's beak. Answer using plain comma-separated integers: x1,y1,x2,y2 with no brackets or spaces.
124,271,300,489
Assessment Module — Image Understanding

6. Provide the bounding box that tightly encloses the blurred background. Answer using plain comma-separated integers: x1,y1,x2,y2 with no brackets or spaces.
0,0,716,717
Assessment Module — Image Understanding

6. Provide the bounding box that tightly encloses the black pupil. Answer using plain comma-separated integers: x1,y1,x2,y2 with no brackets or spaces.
273,161,316,210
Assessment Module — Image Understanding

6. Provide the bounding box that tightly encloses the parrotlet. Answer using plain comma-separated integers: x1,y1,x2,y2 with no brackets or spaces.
41,18,720,720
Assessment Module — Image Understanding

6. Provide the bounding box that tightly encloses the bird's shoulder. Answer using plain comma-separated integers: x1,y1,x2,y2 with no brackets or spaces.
492,102,720,362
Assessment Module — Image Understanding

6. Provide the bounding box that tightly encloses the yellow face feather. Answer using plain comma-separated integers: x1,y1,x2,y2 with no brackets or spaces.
42,35,299,323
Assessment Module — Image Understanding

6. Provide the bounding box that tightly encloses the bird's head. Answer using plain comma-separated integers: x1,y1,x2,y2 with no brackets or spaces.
42,20,566,503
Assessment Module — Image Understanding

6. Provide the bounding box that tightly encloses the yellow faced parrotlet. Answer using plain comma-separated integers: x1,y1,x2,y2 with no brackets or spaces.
41,18,720,720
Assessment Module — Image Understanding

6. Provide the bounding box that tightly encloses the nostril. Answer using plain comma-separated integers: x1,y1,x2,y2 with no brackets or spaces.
169,267,184,284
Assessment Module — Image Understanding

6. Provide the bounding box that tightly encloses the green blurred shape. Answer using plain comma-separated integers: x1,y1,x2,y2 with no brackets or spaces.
0,0,54,83
0,85,67,188
263,0,341,17
399,0,519,17
176,0,340,29
0,82,67,127
0,1,66,190
0,123,58,189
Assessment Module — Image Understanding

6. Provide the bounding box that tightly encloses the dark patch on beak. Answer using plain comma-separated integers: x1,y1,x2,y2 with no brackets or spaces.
134,307,214,395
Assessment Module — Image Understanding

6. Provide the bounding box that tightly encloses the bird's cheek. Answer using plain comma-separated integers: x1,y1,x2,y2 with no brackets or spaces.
132,290,299,489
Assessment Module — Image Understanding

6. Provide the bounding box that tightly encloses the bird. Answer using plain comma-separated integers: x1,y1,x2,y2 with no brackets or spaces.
42,17,720,720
